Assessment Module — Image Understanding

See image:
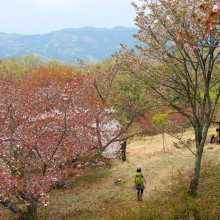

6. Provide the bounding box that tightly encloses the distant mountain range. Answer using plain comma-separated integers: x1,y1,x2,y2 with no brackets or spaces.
0,27,138,63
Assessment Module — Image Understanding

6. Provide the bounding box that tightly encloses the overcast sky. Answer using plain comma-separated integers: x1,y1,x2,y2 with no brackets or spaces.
0,0,138,35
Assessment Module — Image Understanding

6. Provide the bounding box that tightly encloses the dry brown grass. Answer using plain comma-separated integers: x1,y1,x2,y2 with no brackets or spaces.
42,127,220,219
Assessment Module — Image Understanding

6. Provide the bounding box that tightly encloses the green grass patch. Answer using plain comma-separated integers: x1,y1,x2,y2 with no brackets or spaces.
71,168,110,185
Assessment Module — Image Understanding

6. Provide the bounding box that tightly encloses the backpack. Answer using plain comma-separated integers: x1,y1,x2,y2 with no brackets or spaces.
135,172,143,186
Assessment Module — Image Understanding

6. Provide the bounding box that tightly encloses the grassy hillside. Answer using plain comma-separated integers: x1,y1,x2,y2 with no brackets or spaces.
1,127,220,219
40,126,220,220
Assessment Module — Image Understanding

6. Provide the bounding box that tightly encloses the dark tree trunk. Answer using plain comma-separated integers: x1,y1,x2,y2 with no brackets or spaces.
25,202,37,220
188,129,207,196
0,200,30,220
188,148,203,196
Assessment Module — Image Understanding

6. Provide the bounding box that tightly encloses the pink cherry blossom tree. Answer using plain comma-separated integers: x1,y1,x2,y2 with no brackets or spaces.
0,66,125,219
115,0,220,196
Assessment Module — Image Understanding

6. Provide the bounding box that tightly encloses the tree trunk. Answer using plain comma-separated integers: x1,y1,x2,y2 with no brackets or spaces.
188,142,204,197
26,203,37,219
0,200,30,220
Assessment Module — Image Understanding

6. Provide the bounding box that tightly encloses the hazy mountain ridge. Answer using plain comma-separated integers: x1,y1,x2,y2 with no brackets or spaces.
0,27,138,63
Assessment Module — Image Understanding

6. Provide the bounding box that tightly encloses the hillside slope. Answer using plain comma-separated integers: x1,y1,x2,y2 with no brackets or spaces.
44,127,220,219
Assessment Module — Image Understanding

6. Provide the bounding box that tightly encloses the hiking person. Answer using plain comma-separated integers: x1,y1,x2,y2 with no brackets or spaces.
120,140,127,161
210,128,220,143
134,166,146,201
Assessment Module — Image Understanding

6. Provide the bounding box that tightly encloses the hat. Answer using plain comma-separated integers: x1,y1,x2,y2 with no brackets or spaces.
137,166,142,170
